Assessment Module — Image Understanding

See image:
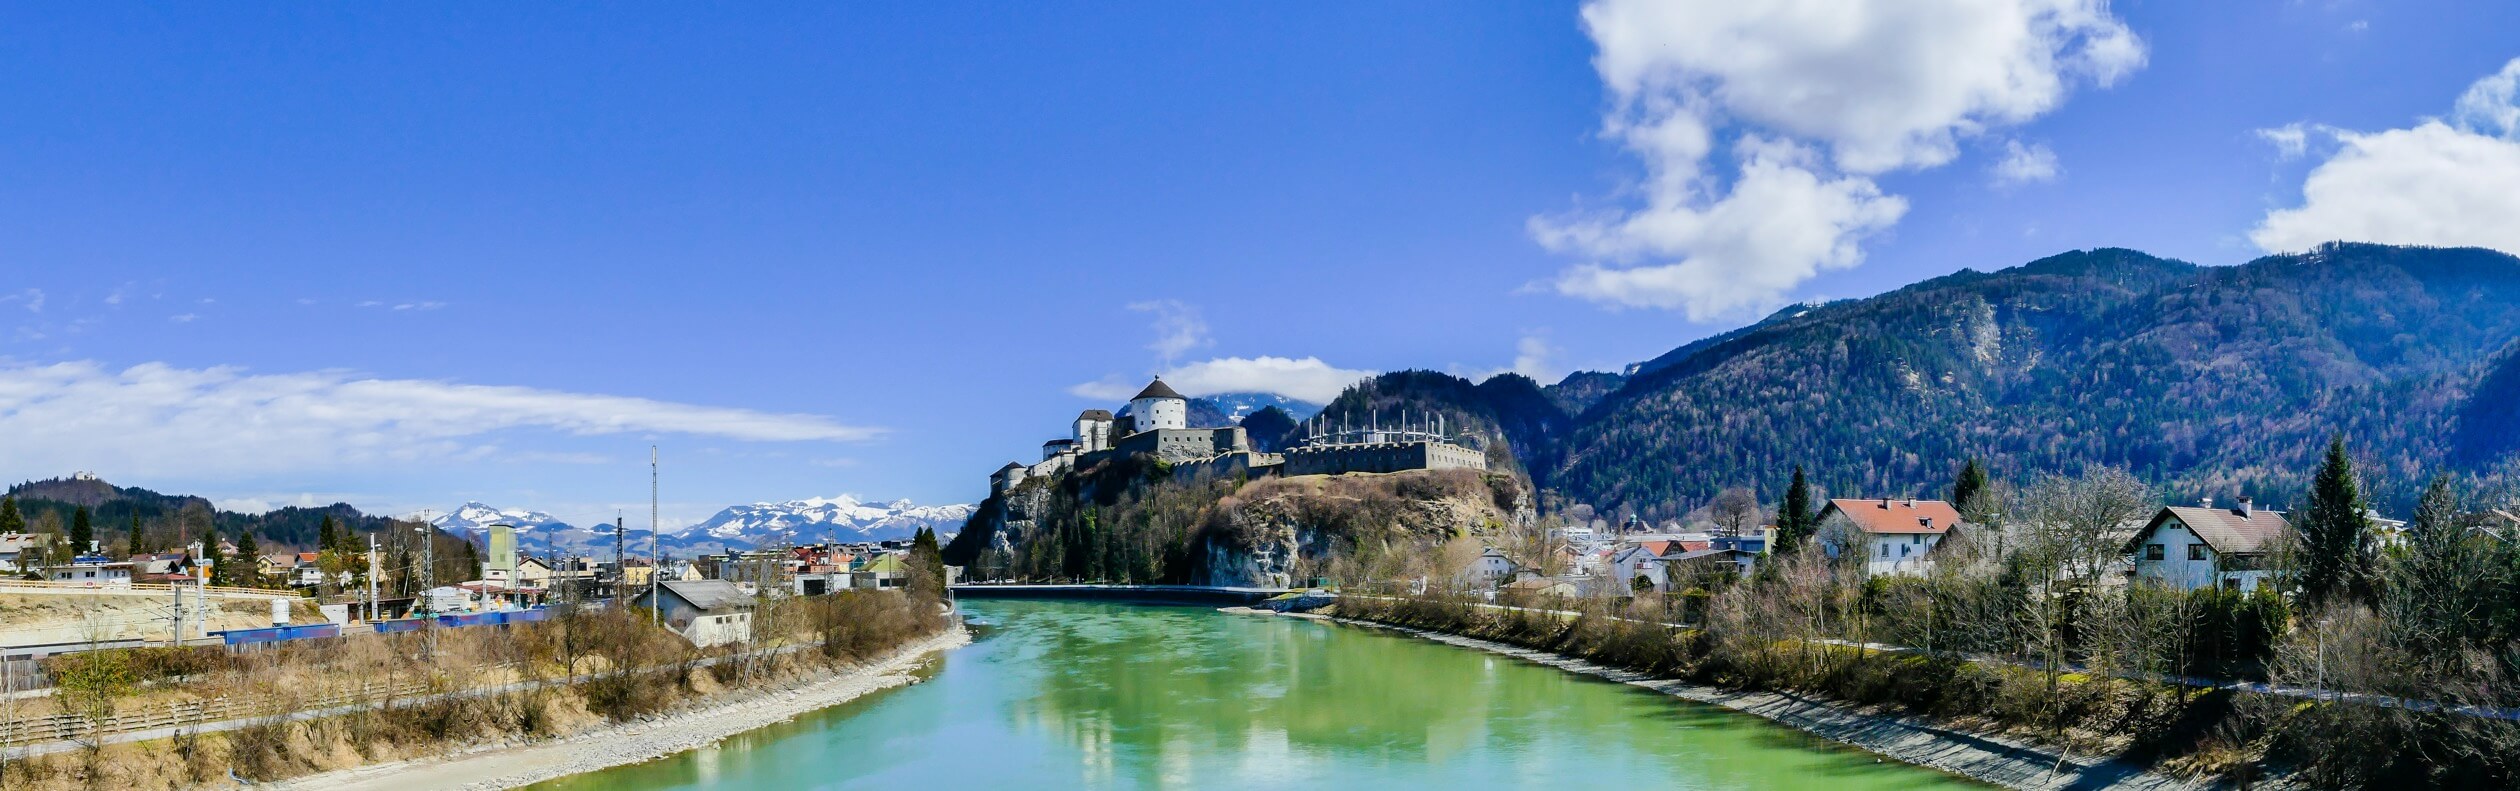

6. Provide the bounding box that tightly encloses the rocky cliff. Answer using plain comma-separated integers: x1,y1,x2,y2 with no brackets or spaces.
944,456,1532,588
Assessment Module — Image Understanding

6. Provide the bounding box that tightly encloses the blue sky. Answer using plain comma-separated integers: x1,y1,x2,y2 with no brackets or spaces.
2,2,2516,529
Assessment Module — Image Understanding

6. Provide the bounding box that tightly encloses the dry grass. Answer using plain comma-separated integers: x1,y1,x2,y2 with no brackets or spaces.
1,589,951,790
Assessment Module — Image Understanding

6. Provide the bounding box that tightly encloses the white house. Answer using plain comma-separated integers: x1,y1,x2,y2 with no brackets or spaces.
0,532,52,573
1608,541,1676,592
1817,498,1962,576
1460,547,1519,588
46,559,133,587
635,579,756,647
2127,499,2292,592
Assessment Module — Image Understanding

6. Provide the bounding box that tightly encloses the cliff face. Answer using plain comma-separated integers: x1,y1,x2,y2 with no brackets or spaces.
1195,470,1530,587
945,459,1532,588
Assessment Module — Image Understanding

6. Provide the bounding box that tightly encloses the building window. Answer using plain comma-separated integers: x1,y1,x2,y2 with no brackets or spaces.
2188,544,2206,561
2145,544,2164,560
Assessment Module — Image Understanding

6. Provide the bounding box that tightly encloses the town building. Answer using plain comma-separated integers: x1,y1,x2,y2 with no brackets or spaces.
0,532,53,573
1817,498,1963,576
636,579,756,647
2126,498,2292,592
1460,546,1519,587
45,555,132,587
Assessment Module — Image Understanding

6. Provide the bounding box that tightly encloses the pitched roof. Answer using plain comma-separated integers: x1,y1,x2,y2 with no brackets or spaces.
1658,540,1712,556
1130,378,1184,401
1665,547,1757,563
1076,409,1114,420
1824,498,1962,535
658,579,754,612
2145,506,2293,556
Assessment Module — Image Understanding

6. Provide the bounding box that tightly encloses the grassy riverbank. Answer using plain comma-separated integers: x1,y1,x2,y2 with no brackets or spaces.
0,590,948,790
1337,594,2273,787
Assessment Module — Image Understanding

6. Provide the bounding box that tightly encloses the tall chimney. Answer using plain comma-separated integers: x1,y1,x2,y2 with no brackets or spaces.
2237,496,2253,517
2201,497,2214,510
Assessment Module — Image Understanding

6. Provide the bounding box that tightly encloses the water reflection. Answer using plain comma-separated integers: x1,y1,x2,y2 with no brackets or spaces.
532,600,1982,790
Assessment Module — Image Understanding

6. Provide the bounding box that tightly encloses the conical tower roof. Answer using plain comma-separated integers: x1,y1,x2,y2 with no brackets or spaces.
1130,377,1185,401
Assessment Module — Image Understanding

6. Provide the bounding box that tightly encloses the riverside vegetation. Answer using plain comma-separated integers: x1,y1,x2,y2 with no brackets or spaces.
1345,450,2520,789
0,562,950,790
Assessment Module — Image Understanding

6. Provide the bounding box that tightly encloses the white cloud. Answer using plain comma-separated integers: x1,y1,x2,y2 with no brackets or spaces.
1462,334,1565,384
392,301,446,311
1991,140,2062,185
1537,0,2142,319
1542,140,1907,316
1070,356,1374,404
215,493,328,515
2251,58,2520,255
0,361,883,481
169,313,198,323
1127,300,1210,364
2257,123,2313,159
1,289,42,313
2452,58,2520,139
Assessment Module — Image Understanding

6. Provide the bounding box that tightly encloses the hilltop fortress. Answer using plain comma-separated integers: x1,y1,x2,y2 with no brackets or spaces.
991,377,1487,494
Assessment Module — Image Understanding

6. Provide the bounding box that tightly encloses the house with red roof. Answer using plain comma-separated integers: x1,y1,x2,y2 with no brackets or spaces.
1817,498,1964,576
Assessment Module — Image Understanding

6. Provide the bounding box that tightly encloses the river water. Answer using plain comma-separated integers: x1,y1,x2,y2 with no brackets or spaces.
532,599,1980,790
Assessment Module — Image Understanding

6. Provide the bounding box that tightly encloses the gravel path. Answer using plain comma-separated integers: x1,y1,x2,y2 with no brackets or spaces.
265,627,971,791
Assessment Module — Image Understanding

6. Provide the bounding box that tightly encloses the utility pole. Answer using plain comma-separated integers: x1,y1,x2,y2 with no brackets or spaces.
660,445,670,624
169,550,185,648
614,513,626,607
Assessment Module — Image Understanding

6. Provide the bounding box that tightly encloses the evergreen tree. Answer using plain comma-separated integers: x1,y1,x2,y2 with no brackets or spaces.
202,527,229,585
127,514,143,557
69,506,93,555
234,529,261,587
318,515,339,553
1776,465,1816,554
0,497,23,534
2299,433,2372,606
463,541,481,580
1952,458,1990,512
908,527,948,602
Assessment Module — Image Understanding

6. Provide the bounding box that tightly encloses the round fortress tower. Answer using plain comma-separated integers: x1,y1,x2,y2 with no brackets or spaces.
1127,377,1187,433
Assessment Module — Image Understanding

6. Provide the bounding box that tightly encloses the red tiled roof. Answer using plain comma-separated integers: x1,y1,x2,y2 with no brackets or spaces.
1824,498,1962,535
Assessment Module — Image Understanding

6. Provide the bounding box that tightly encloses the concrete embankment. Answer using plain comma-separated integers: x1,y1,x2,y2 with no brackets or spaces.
266,627,973,791
1337,619,2230,791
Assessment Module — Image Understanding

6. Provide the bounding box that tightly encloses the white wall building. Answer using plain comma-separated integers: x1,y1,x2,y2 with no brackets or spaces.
2128,500,2292,592
1818,498,1962,576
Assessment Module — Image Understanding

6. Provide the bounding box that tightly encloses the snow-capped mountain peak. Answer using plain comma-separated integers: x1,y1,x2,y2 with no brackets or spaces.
430,501,573,534
680,495,973,547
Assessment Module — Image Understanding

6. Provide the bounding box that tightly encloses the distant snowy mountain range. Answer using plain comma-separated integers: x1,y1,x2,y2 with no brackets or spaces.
427,495,974,556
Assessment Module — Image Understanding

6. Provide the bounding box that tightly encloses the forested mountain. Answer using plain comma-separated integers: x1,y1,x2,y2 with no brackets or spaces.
5,476,407,552
1539,243,2520,520
1543,371,1626,417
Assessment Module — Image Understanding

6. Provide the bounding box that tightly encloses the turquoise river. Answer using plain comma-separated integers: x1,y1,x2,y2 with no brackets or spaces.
531,599,1983,790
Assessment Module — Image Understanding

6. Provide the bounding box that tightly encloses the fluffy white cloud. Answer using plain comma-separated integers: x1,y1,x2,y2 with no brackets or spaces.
2252,58,2520,255
1542,140,1906,315
1991,140,2062,185
1538,0,2141,319
1070,356,1375,405
2452,58,2520,138
1128,300,1210,364
0,361,881,480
